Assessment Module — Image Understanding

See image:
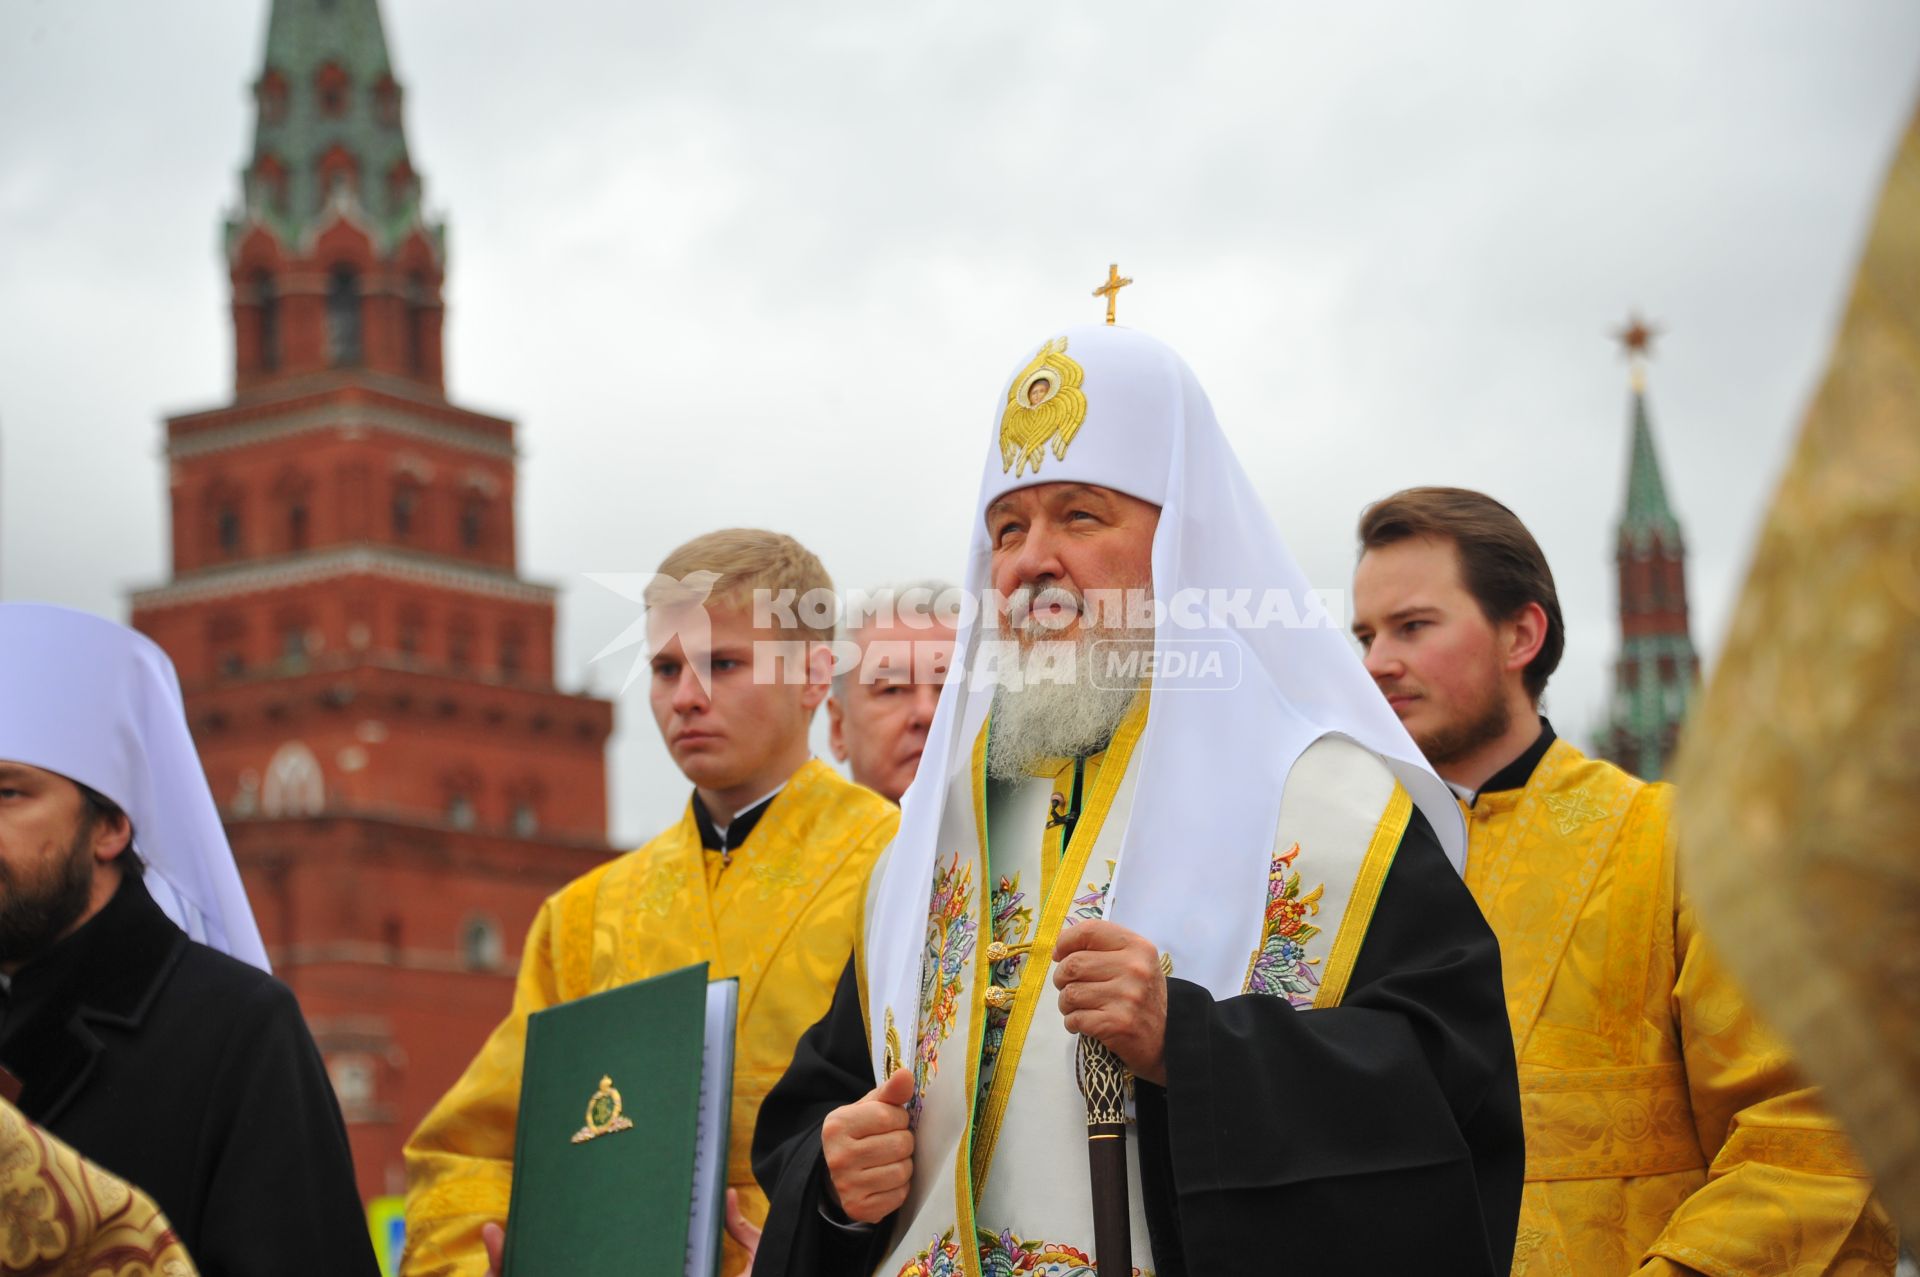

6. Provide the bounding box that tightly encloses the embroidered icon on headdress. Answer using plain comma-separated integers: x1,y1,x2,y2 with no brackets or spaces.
571,1075,635,1143
999,337,1088,478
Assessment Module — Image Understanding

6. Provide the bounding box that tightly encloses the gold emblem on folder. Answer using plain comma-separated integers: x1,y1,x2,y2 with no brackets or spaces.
571,1075,635,1144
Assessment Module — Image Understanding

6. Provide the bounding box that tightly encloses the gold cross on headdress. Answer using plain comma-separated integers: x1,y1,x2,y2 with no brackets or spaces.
1092,263,1133,325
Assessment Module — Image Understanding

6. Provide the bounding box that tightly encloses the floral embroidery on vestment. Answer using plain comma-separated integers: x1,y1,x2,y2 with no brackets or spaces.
1065,859,1117,927
1241,841,1325,1007
977,1227,1149,1277
979,872,1033,1104
914,853,976,1126
897,1229,964,1277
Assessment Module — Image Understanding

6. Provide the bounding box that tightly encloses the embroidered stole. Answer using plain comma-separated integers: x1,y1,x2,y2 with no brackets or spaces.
877,715,1413,1277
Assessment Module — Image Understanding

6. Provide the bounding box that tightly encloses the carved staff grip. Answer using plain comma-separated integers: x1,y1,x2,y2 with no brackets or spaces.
1076,1034,1132,1277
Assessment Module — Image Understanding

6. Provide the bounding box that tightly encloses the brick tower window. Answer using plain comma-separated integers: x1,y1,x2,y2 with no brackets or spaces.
459,494,485,552
446,792,475,830
391,483,418,540
253,270,280,371
462,916,504,971
216,504,242,557
405,272,432,377
288,501,309,551
327,267,363,366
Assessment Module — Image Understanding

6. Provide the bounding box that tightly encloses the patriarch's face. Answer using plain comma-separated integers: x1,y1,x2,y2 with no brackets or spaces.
985,482,1159,646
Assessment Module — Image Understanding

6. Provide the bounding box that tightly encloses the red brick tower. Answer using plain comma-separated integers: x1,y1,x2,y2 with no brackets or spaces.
129,0,614,1203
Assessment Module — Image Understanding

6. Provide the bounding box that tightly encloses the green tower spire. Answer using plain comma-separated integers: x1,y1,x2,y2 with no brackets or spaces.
1601,315,1699,780
227,0,441,259
1620,382,1684,554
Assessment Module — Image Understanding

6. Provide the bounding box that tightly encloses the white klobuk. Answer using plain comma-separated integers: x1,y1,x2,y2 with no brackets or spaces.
0,603,270,971
858,326,1465,1275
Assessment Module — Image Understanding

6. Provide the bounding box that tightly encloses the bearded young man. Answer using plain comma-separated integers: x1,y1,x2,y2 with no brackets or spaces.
1351,487,1896,1275
828,582,957,804
403,529,900,1277
0,604,375,1277
750,326,1522,1275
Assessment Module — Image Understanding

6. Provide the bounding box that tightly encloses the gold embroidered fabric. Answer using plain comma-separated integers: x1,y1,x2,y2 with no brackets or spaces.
0,1097,195,1276
1673,92,1920,1245
1466,741,1896,1275
399,760,899,1277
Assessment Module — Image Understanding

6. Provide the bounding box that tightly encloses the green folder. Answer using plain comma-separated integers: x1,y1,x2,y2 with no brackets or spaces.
502,962,738,1277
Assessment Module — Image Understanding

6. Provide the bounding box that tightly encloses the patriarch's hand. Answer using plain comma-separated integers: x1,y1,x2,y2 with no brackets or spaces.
1052,919,1168,1085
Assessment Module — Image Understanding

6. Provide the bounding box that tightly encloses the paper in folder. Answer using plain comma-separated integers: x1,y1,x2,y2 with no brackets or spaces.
501,961,738,1277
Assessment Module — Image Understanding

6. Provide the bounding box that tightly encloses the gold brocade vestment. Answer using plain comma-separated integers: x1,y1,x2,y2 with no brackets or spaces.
401,760,898,1277
0,1097,194,1277
1467,738,1896,1275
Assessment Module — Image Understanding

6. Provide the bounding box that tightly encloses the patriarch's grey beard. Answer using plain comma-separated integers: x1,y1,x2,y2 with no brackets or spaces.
985,625,1143,781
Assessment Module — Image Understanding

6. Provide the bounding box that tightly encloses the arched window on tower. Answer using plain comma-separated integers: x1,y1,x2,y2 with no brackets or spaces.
462,916,504,971
254,270,280,372
326,266,362,366
275,469,313,552
498,625,524,681
216,504,242,558
459,492,486,553
391,480,419,541
405,272,431,378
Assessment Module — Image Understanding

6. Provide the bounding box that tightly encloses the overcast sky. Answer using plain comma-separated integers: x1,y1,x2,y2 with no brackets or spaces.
2,2,1915,845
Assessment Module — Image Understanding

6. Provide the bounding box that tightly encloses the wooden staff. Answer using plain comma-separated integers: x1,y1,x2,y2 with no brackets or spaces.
1076,1033,1132,1277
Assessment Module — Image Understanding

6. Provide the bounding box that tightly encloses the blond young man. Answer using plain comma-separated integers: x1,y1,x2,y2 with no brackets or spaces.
402,530,900,1277
1351,487,1896,1275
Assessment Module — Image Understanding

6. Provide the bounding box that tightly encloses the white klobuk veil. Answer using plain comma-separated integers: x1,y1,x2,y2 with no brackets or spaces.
0,603,270,971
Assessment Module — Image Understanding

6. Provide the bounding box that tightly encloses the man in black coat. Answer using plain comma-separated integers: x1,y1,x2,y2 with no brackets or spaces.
0,603,377,1277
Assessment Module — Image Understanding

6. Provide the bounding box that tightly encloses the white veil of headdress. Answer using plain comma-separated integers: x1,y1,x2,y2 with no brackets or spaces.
0,603,270,971
864,324,1462,1070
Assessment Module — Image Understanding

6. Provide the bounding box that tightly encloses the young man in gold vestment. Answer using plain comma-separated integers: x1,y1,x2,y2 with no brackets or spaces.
400,530,901,1277
1352,487,1897,1276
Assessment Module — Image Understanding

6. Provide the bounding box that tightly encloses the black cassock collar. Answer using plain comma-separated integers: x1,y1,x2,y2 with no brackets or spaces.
691,790,780,855
0,872,187,1122
1472,717,1558,803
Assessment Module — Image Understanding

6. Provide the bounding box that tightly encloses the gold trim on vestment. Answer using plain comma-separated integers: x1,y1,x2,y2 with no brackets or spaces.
969,694,1150,1193
1312,782,1412,1009
947,717,997,1277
